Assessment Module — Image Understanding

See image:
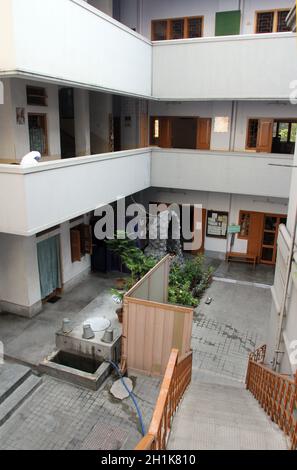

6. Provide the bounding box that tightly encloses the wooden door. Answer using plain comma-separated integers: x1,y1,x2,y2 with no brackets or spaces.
196,118,212,150
159,118,172,148
260,215,287,265
256,119,273,153
247,212,264,261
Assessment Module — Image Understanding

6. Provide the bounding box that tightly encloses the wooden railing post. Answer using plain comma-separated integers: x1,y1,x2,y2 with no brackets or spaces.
135,349,193,451
246,345,297,451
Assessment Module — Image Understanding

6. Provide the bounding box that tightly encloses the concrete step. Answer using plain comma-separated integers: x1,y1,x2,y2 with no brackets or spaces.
0,374,42,426
168,378,288,450
0,363,32,405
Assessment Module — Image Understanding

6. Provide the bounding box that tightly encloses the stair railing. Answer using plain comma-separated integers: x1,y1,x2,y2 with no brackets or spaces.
246,345,297,451
135,349,193,451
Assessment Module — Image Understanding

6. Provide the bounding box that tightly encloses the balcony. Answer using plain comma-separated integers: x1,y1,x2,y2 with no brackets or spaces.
0,149,151,236
152,33,297,100
0,0,152,98
0,148,293,236
151,148,293,198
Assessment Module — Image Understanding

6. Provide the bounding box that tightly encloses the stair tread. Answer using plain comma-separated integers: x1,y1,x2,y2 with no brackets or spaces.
0,363,31,404
168,378,288,450
0,375,41,426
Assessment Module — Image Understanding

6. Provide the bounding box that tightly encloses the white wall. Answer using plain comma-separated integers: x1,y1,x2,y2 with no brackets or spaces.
151,148,292,199
74,89,91,157
0,148,151,236
153,33,296,100
87,0,113,16
90,92,113,154
120,0,293,39
0,79,16,160
2,0,152,98
0,78,61,161
0,234,41,316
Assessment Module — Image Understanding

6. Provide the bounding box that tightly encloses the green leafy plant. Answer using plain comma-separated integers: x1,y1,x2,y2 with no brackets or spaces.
106,232,157,303
168,255,213,307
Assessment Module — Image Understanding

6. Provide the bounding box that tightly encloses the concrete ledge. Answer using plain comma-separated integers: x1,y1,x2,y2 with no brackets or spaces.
0,300,42,318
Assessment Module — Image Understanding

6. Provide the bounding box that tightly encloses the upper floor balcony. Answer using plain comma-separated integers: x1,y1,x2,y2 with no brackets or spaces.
0,0,296,101
0,0,152,98
0,147,292,236
152,32,297,101
151,148,293,199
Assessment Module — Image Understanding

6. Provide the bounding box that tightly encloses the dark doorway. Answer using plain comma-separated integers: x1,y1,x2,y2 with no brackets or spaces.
171,118,197,149
59,88,76,159
113,117,121,152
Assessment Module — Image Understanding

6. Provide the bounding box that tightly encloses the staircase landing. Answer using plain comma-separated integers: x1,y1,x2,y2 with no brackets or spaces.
168,378,288,450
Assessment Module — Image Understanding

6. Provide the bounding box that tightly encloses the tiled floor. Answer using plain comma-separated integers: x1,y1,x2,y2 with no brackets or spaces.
0,273,121,366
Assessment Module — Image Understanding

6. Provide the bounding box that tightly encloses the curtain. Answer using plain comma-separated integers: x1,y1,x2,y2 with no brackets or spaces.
37,236,61,299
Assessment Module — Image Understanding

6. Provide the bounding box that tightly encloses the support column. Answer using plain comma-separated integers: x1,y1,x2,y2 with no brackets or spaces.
74,89,91,157
0,234,42,317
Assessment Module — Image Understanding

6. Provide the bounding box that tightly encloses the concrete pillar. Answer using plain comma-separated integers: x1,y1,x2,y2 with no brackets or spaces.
74,89,91,157
90,92,113,154
87,0,113,17
0,234,42,317
0,79,17,161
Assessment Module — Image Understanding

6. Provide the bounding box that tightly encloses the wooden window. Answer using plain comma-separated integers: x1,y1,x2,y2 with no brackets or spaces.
187,17,203,38
152,20,168,40
27,86,47,106
152,16,203,41
170,18,184,39
277,10,291,32
28,113,48,156
256,10,291,34
70,224,93,263
238,211,251,239
256,11,274,33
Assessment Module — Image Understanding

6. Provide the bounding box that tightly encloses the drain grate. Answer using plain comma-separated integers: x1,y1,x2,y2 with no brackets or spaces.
81,422,128,450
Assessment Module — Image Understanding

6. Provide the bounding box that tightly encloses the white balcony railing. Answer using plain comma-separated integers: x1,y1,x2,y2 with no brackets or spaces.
0,149,151,236
0,0,152,98
0,148,293,236
151,148,293,198
1,1,296,101
152,33,297,100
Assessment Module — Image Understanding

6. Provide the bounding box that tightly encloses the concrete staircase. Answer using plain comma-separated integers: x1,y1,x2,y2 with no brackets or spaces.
0,363,42,426
168,376,288,450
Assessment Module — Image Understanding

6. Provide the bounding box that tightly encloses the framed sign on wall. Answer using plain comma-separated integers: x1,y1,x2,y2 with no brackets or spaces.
206,211,229,239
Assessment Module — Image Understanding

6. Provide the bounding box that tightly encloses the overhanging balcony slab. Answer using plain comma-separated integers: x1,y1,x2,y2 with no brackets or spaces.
153,33,297,101
151,148,293,199
0,149,151,236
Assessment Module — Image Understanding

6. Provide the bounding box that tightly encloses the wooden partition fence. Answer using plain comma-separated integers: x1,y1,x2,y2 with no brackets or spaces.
246,345,297,451
121,256,193,376
135,349,193,451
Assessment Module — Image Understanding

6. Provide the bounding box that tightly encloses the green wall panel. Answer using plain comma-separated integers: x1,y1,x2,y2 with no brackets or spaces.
215,10,241,36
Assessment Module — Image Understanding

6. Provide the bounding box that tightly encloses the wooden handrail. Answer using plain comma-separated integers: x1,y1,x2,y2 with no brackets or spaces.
135,349,193,451
246,345,297,451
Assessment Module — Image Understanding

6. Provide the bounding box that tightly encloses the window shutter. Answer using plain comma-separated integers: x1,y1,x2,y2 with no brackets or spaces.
215,11,241,36
196,118,212,150
159,118,172,148
80,224,93,256
70,229,81,263
256,119,274,153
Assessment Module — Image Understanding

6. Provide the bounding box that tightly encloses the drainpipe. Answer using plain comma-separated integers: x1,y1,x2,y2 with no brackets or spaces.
273,204,297,372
